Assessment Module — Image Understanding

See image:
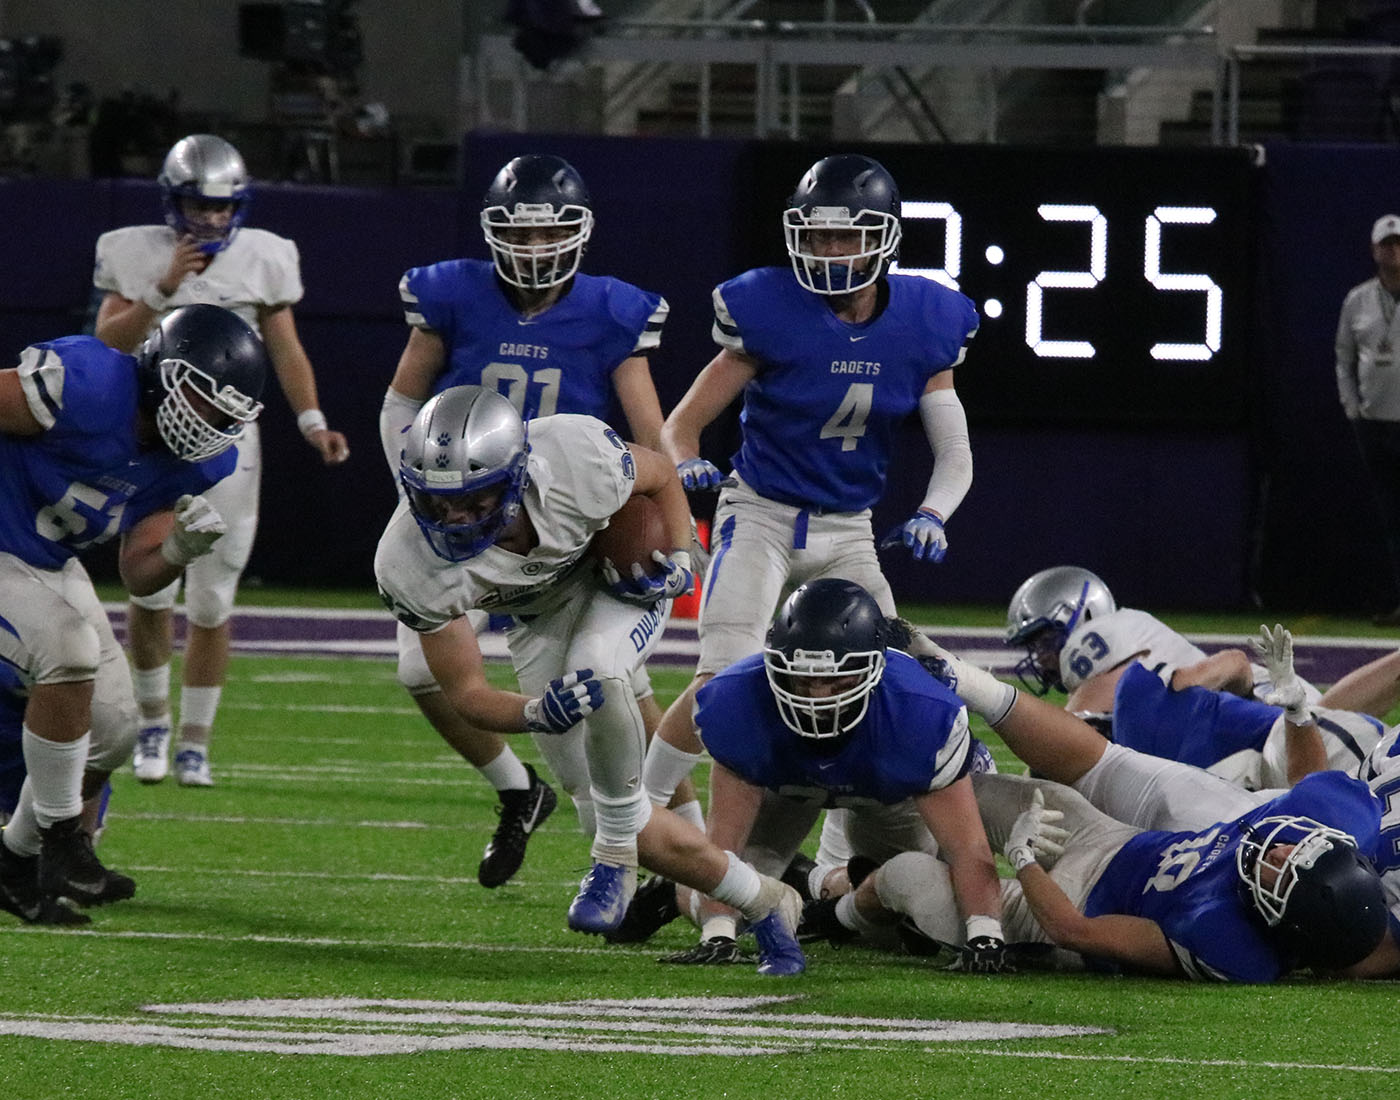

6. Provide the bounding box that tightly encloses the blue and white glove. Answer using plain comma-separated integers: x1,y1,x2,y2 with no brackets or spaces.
523,670,605,734
676,458,725,492
601,550,694,606
880,508,948,563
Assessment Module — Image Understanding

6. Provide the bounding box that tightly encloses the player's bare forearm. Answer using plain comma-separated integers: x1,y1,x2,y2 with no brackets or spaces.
1017,864,1176,973
705,763,761,855
419,619,537,732
388,327,447,402
118,512,186,597
612,356,664,452
660,349,755,465
630,444,693,550
1172,649,1253,696
93,294,159,353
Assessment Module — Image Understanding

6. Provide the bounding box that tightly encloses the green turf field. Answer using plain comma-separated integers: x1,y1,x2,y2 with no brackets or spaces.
6,622,1399,1099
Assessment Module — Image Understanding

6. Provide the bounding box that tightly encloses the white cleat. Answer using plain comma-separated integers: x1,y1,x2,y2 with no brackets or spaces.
174,746,214,787
132,723,171,784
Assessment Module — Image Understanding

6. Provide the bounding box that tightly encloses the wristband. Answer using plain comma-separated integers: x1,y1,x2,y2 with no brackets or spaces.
1006,844,1037,873
297,409,329,438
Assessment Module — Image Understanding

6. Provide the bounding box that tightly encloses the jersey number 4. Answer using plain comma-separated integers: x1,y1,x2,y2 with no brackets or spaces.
820,383,873,452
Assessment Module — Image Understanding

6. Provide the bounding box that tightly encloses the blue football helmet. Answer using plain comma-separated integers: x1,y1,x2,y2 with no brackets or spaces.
783,154,902,296
480,154,594,290
136,304,267,462
764,578,888,739
399,385,531,562
158,134,252,255
1235,815,1388,971
1004,566,1116,694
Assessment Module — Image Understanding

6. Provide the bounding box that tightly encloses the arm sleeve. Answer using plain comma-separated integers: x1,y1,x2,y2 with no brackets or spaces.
918,387,973,520
1335,292,1361,420
380,387,425,479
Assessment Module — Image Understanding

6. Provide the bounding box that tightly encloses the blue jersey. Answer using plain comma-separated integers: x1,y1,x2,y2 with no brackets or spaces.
1085,770,1382,982
695,651,971,807
399,259,667,422
714,268,978,512
0,661,24,816
0,337,232,569
1112,662,1280,770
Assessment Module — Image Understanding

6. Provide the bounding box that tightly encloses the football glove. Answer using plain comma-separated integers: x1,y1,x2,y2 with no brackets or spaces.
160,494,226,566
1251,623,1310,725
947,935,1014,974
1004,788,1069,872
880,508,948,563
523,670,604,734
658,935,754,965
601,550,694,606
676,457,724,492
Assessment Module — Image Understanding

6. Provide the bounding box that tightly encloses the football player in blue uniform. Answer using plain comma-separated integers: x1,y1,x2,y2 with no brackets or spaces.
653,579,1008,971
377,154,685,889
645,154,980,854
0,304,268,924
886,642,1394,980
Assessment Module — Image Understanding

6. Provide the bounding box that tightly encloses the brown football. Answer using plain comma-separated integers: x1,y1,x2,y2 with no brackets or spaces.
588,495,672,579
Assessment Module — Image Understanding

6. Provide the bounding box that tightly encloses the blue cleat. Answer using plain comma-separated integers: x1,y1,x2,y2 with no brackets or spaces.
567,862,636,934
751,909,807,976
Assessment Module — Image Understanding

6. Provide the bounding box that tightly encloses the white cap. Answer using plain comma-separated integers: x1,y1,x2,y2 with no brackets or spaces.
1373,214,1400,244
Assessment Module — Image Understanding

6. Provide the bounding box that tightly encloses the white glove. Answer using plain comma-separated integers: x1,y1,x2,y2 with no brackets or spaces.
1004,788,1069,872
160,494,226,566
1251,623,1310,725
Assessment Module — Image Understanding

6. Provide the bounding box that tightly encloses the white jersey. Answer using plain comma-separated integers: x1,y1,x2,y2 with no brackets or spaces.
1060,607,1320,704
1059,609,1206,692
93,224,303,333
375,415,634,629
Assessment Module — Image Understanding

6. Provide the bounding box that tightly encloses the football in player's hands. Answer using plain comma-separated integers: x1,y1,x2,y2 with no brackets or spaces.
588,495,672,581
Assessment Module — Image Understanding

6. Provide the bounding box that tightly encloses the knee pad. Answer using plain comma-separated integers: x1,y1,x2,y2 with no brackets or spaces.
183,562,240,630
32,618,101,684
395,631,438,694
129,577,179,613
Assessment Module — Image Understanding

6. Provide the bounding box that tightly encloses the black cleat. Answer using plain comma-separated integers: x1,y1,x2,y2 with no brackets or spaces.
845,855,880,890
478,764,558,888
0,836,90,925
604,874,680,944
780,853,818,901
658,935,754,965
796,897,860,947
37,815,135,907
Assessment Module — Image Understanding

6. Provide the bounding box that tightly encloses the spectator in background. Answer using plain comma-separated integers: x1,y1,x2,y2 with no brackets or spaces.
91,133,349,788
1336,214,1400,626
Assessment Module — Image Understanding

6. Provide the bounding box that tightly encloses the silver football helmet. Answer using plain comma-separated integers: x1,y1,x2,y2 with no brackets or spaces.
158,134,251,254
480,154,594,290
399,385,530,562
1004,566,1116,694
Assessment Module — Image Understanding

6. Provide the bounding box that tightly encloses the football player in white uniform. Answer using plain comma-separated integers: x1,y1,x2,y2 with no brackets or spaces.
374,386,805,970
91,134,349,788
